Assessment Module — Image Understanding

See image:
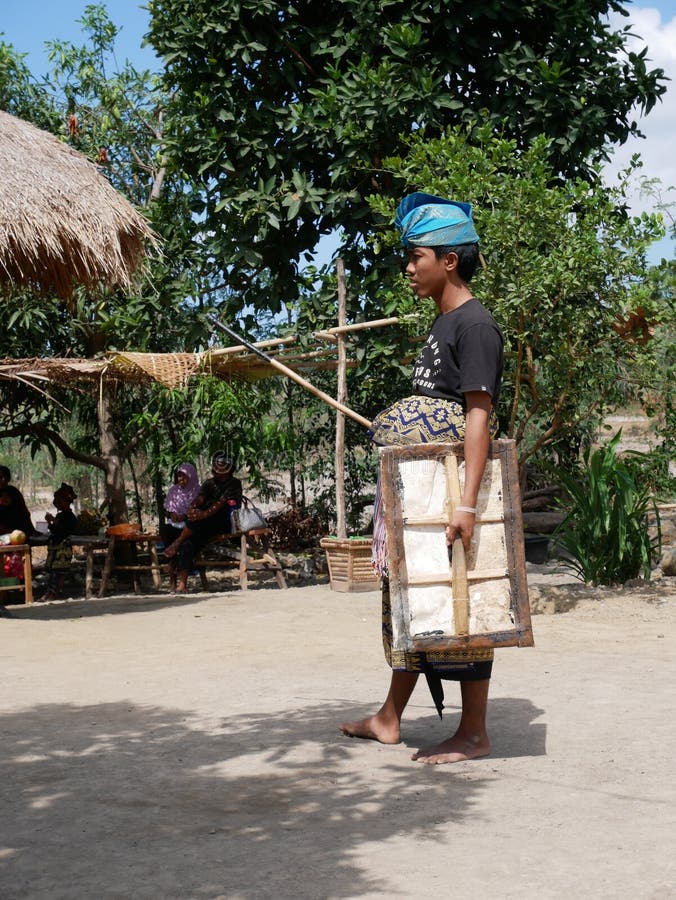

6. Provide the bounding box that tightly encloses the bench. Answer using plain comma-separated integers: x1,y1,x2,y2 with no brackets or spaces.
195,528,287,591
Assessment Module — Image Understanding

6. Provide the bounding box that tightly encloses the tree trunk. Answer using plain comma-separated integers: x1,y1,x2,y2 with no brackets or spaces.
97,379,129,524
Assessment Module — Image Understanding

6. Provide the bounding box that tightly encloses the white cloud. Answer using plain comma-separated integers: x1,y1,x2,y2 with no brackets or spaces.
605,7,676,228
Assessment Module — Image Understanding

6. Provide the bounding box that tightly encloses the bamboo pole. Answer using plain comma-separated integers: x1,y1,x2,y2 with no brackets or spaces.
313,317,401,341
206,315,372,429
211,316,401,353
335,259,347,539
208,336,298,356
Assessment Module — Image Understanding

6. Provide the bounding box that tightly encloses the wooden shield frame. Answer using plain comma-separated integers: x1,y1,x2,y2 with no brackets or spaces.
380,439,534,652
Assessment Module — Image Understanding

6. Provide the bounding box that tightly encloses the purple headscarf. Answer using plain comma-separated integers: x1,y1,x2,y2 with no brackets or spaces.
164,463,200,517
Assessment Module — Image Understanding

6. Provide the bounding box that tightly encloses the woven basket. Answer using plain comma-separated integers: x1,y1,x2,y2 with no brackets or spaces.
320,537,380,593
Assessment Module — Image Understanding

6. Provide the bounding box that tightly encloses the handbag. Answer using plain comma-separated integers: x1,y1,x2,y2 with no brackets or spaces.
232,496,267,532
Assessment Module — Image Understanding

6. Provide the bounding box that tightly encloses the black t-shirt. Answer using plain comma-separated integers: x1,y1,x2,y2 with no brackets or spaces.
198,475,243,510
412,298,504,408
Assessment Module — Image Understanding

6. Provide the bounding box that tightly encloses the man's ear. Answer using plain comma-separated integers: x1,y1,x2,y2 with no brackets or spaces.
443,251,459,272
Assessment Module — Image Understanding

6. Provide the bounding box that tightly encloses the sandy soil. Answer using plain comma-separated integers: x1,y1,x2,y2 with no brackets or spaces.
1,572,676,900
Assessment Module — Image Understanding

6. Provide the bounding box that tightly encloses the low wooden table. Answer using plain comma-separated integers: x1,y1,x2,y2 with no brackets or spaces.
99,533,163,596
0,543,33,605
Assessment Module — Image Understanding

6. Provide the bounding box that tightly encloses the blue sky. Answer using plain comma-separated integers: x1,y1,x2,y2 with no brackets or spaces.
2,1,675,261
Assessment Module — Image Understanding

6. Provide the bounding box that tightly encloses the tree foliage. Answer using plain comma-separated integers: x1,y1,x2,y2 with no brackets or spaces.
147,0,667,307
366,124,666,476
0,9,238,520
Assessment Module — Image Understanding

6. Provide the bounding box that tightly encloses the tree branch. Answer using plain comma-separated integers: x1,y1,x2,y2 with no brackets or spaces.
0,424,104,470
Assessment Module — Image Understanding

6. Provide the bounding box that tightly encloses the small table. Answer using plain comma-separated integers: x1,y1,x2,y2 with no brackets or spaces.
0,543,33,605
99,533,163,596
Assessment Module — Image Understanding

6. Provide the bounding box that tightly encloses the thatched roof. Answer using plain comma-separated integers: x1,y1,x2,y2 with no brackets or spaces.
0,110,157,299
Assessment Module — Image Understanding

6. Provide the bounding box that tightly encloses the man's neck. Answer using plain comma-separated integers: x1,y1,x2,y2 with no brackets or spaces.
435,283,473,315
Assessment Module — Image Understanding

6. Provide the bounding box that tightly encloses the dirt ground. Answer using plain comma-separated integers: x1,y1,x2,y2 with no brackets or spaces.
1,569,676,900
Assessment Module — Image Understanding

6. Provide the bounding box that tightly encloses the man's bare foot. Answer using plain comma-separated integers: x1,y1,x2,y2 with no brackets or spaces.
412,733,489,765
339,715,400,744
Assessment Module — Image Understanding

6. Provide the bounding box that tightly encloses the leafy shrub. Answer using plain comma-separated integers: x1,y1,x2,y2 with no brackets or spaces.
553,432,661,585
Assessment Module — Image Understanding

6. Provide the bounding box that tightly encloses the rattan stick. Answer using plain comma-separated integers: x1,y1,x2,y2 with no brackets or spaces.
445,453,469,635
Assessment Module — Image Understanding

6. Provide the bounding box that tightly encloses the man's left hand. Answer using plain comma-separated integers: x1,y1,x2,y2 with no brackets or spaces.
446,510,475,552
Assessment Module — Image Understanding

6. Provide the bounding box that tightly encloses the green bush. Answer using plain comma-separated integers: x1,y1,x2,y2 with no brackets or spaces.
553,432,661,585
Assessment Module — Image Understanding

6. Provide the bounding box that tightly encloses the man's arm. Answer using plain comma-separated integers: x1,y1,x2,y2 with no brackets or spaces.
446,390,492,551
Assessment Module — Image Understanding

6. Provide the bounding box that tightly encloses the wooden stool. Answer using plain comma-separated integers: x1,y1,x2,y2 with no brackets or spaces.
0,543,33,605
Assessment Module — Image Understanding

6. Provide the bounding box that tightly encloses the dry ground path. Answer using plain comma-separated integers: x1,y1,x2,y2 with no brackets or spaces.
1,575,675,899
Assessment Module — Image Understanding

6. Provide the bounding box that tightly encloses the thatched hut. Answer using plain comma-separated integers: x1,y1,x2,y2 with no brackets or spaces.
0,109,157,299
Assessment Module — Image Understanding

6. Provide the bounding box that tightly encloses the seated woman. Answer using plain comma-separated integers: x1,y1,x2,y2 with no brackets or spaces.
0,465,36,538
164,452,242,593
41,482,79,601
161,462,200,593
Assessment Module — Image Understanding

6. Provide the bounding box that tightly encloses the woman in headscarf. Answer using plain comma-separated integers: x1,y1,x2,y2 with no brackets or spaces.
161,462,200,592
163,453,242,593
340,193,504,765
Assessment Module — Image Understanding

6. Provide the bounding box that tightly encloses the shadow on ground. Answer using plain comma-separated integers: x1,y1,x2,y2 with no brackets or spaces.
2,592,216,619
0,696,545,899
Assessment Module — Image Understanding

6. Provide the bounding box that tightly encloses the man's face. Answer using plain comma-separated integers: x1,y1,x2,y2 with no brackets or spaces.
212,467,232,482
405,247,449,300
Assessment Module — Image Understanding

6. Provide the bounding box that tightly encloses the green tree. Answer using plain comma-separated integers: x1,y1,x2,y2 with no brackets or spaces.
0,9,212,522
365,124,666,480
146,0,666,308
0,38,60,130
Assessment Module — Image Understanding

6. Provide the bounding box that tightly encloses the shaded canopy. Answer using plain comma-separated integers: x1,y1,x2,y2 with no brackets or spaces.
0,321,403,389
0,344,347,390
0,110,157,299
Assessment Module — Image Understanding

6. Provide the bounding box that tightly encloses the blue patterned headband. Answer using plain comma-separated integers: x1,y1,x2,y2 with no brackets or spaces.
395,192,479,248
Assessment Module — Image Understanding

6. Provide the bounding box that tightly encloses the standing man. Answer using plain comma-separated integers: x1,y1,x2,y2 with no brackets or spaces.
341,193,504,764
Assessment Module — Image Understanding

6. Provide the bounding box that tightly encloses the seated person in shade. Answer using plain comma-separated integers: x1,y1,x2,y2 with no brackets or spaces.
41,483,79,601
0,465,36,538
161,462,200,593
164,452,242,593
